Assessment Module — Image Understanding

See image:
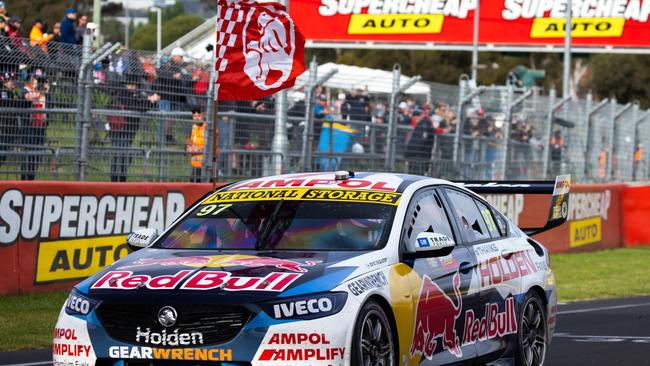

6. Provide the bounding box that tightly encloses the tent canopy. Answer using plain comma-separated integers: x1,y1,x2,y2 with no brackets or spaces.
294,62,430,95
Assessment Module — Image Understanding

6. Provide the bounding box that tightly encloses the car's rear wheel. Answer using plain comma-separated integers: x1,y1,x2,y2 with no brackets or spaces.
352,300,396,366
516,292,548,366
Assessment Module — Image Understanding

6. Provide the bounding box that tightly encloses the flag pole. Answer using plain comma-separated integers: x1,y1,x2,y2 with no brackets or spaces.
212,100,220,190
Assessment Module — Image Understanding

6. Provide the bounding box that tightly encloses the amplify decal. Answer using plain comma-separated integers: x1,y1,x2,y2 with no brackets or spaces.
202,188,401,206
258,333,345,362
108,346,232,361
0,190,185,244
91,270,301,292
503,0,650,38
53,328,92,358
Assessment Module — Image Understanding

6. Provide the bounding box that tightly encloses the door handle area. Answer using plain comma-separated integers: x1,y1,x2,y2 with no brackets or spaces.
501,249,515,259
459,261,473,274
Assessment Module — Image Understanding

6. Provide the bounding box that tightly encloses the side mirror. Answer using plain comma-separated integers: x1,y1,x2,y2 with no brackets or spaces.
126,228,158,251
414,232,455,253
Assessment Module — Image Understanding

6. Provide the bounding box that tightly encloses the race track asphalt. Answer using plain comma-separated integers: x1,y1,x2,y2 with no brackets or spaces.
2,296,649,366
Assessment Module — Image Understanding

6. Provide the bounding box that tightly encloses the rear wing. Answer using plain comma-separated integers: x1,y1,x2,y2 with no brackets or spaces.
454,175,571,236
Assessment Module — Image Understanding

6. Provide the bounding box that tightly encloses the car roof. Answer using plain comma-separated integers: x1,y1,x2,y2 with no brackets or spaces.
224,172,451,194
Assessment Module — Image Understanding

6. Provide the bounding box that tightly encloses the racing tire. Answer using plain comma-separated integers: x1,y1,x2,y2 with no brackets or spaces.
352,299,397,366
515,292,548,366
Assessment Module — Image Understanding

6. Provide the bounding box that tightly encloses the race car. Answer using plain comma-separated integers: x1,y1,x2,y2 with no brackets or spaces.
53,171,569,366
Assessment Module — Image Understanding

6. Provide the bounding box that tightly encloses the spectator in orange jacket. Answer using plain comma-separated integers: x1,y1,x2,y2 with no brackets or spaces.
186,107,206,182
29,19,53,51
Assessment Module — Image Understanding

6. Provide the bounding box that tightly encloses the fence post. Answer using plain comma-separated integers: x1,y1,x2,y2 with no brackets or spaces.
584,91,593,179
500,86,514,179
453,78,468,168
75,31,93,180
302,58,318,171
203,57,217,182
385,64,400,171
606,98,617,181
272,90,288,174
541,87,556,179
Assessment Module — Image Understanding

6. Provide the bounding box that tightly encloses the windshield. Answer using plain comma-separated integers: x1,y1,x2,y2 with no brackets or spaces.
156,198,397,251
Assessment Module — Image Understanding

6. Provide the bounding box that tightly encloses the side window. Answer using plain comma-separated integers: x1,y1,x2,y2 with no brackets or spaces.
475,200,501,238
493,211,509,237
444,189,491,243
402,190,455,252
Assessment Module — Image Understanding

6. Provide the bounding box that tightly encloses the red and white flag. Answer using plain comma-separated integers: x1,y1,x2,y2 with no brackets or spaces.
215,0,305,100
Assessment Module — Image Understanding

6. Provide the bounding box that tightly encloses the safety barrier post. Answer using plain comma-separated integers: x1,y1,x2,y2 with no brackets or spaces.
302,58,318,171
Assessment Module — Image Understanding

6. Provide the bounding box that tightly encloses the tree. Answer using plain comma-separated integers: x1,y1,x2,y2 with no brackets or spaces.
589,54,650,107
101,19,124,44
6,0,92,35
129,14,203,51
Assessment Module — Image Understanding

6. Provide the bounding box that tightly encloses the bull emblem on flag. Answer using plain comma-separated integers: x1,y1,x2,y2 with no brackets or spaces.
215,0,305,100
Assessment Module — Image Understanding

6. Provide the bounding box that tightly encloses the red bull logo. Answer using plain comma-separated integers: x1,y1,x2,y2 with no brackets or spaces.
410,272,463,359
120,255,320,273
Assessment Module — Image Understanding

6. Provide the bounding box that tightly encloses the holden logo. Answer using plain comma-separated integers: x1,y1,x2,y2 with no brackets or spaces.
157,306,177,328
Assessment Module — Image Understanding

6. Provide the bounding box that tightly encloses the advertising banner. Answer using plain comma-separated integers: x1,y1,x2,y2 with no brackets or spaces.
484,184,623,253
291,0,650,48
0,182,215,296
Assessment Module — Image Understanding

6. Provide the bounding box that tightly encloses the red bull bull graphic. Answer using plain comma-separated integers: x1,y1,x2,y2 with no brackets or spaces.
410,272,463,359
119,255,320,273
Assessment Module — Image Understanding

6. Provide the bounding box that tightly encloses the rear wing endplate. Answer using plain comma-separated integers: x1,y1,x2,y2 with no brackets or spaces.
454,175,571,236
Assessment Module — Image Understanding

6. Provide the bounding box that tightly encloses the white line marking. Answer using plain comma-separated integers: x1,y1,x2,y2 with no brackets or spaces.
555,333,650,340
557,302,650,315
2,362,51,366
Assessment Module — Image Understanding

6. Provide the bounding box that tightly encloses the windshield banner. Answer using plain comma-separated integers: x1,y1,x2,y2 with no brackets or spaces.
291,0,650,48
203,188,402,205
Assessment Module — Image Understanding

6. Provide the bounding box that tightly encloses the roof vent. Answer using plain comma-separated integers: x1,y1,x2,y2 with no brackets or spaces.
334,171,354,180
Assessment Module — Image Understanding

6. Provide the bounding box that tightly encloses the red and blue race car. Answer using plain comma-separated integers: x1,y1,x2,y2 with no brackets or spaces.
54,172,569,366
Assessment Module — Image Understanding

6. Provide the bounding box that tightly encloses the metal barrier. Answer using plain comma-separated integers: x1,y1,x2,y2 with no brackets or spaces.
0,34,649,182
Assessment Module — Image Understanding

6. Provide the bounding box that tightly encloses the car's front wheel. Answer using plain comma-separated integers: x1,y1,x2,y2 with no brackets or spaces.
352,299,396,366
516,292,548,366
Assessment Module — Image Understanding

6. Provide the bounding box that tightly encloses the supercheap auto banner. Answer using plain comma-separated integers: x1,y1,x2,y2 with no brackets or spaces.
483,184,624,254
0,181,218,296
291,0,650,47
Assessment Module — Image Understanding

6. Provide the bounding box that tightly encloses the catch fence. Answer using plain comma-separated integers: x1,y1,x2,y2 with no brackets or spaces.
0,33,647,183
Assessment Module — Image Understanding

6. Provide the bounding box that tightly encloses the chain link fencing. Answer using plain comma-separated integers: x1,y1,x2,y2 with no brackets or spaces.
0,34,648,183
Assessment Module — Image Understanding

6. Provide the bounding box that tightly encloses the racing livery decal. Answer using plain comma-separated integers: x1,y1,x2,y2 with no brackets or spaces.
410,272,463,358
120,254,321,273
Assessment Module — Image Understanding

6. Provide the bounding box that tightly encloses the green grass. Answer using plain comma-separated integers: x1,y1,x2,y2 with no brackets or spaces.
2,248,650,352
0,291,68,352
552,247,650,302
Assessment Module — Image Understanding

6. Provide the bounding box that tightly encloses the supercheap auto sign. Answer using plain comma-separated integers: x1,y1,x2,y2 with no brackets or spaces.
290,0,650,47
0,181,215,295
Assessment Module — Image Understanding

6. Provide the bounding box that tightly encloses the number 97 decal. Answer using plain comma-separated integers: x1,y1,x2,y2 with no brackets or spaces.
196,204,233,217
